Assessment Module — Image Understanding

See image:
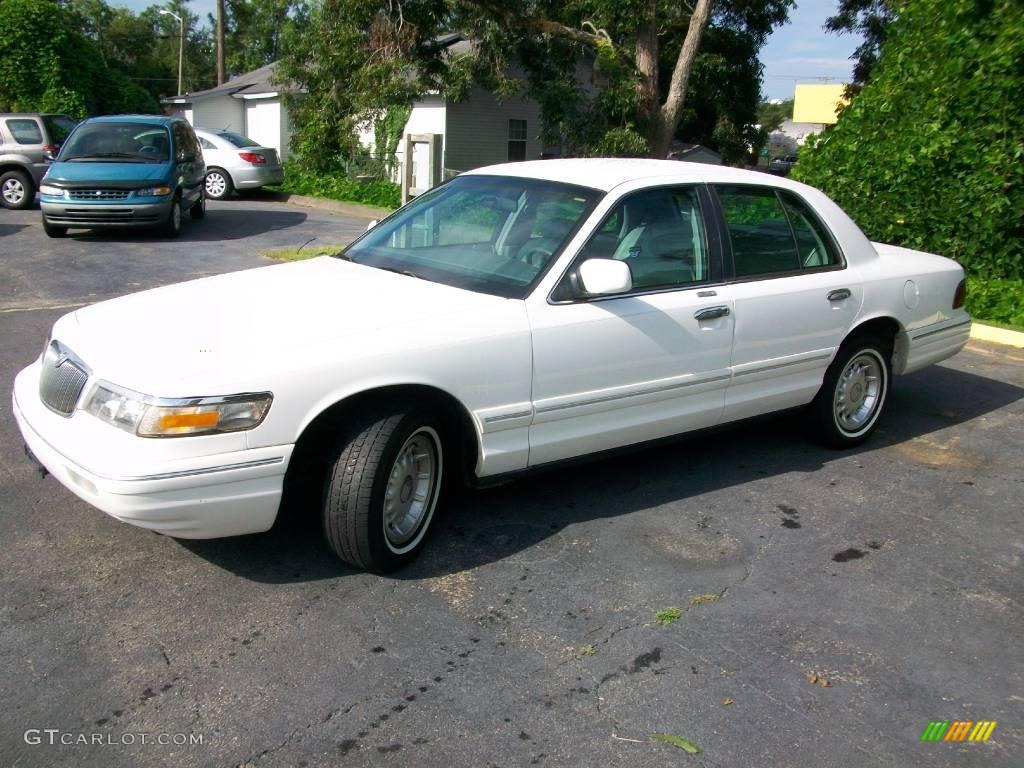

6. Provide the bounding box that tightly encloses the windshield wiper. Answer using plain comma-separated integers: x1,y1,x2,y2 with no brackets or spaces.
375,266,424,280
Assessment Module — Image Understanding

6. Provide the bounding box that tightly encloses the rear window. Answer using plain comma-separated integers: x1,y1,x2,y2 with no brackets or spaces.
5,119,43,145
42,115,77,145
219,131,258,148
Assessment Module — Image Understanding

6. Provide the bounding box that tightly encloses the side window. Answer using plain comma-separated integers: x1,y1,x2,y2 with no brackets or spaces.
717,185,800,277
779,191,840,268
6,119,44,145
574,186,709,290
198,136,216,150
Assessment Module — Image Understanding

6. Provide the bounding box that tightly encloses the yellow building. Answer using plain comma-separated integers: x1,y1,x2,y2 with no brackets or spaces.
792,84,849,125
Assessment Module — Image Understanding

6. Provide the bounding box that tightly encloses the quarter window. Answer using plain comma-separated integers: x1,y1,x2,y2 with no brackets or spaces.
6,119,43,145
573,186,709,291
779,191,839,268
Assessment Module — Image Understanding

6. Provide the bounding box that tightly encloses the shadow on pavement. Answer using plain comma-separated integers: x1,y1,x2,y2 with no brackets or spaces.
65,208,308,243
179,364,1024,584
0,222,32,237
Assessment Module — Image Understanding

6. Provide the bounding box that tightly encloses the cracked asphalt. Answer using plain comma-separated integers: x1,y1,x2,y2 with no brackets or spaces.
2,198,1023,767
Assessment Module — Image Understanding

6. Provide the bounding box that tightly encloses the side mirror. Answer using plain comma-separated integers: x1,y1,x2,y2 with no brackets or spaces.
577,258,632,296
366,219,378,231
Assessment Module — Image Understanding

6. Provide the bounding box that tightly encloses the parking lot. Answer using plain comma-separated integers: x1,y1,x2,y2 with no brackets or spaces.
1,198,1022,767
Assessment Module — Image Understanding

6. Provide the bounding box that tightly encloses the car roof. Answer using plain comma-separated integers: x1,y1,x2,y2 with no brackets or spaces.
463,158,801,193
84,115,176,126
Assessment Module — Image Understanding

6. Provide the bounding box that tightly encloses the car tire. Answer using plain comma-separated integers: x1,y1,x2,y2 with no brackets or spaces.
1,169,34,210
189,191,206,220
42,219,67,238
322,408,445,573
204,168,233,200
164,195,182,238
811,333,892,448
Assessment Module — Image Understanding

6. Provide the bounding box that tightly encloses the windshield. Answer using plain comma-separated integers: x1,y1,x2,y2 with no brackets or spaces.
220,131,259,148
340,175,601,299
59,122,170,163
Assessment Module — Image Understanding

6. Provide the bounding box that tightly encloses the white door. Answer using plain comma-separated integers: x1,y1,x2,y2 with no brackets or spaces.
244,100,280,150
713,184,862,422
527,186,735,466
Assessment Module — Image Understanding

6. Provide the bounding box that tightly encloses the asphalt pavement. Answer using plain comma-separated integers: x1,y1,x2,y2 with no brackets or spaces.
1,197,1021,767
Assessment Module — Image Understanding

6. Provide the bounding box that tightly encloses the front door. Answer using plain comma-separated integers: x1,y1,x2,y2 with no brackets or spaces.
527,185,735,466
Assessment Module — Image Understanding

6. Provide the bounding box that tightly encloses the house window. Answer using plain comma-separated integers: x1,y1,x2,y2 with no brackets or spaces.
508,119,527,162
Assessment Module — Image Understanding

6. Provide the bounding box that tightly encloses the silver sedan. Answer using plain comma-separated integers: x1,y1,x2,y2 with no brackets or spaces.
194,128,284,200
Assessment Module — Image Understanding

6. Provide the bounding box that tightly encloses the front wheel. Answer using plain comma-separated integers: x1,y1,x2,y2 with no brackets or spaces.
323,409,445,572
163,196,182,238
811,334,892,447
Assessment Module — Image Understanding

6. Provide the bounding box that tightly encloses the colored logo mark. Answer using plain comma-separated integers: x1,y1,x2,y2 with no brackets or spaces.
921,721,997,742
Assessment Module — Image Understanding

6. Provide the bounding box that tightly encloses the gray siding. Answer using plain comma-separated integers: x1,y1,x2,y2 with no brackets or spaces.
192,97,245,134
443,83,544,172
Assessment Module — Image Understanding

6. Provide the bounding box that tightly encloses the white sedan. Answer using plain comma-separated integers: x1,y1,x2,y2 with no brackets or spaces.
194,127,284,199
12,160,970,572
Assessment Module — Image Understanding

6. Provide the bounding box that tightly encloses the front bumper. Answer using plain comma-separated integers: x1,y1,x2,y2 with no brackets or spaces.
232,165,285,189
13,363,292,539
41,199,171,228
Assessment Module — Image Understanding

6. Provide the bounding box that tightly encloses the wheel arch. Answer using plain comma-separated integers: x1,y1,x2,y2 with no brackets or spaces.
845,315,908,373
279,383,482,521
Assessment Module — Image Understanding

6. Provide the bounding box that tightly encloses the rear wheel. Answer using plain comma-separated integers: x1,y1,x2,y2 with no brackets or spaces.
42,219,67,238
811,333,892,447
322,408,445,572
1,170,33,210
204,169,233,200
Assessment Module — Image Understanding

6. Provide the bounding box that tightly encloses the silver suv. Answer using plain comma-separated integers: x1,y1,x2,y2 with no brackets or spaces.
0,113,78,209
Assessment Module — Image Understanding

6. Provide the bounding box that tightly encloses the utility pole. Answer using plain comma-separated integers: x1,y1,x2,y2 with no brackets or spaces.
159,8,185,96
216,0,226,85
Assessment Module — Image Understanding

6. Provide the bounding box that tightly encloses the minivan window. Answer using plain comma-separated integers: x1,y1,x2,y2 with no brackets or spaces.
60,122,170,163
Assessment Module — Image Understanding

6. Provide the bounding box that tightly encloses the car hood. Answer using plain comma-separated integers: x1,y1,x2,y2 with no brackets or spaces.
54,257,508,395
45,161,170,185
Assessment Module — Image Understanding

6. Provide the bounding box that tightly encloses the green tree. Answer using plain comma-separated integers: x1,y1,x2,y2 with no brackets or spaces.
756,98,792,133
825,0,901,95
225,0,309,76
794,0,1024,284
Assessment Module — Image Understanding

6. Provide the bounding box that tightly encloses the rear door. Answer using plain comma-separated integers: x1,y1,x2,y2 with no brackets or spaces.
712,184,862,423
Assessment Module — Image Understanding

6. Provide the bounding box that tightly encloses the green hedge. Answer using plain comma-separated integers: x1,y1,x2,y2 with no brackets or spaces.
276,162,400,210
793,0,1024,290
966,277,1024,328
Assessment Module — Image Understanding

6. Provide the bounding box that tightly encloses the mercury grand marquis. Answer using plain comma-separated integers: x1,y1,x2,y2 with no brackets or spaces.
13,159,971,572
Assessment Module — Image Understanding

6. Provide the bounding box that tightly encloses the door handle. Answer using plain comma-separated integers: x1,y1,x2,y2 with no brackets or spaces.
694,305,730,321
828,288,852,301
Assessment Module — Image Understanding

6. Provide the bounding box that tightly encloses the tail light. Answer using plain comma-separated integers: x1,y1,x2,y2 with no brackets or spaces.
953,278,966,309
42,144,58,160
238,152,266,165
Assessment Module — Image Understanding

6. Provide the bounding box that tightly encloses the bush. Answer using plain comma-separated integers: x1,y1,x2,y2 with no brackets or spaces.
793,0,1024,285
966,277,1024,328
277,162,401,210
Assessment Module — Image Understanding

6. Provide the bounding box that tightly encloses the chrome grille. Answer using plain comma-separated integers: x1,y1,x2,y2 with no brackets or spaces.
67,189,131,200
39,341,90,416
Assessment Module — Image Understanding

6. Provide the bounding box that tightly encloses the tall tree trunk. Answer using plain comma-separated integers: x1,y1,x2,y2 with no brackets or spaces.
216,0,226,85
634,0,659,132
647,0,715,158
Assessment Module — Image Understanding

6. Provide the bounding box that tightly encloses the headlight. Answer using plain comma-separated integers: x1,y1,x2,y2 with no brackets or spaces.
84,383,272,437
136,185,172,197
39,185,65,197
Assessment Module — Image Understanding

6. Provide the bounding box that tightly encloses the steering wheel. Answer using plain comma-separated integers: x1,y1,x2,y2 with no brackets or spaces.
515,240,556,267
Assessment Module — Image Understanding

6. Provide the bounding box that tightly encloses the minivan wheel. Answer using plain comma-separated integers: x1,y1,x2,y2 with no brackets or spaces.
322,408,445,573
1,170,33,210
204,169,233,200
164,196,182,237
811,333,892,448
42,219,67,238
189,191,206,219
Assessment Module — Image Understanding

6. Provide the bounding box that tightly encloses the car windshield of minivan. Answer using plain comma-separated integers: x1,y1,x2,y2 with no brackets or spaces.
339,175,601,299
60,122,170,163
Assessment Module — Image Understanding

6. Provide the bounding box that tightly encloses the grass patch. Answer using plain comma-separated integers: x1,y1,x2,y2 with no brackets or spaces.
274,162,401,209
690,593,721,606
261,244,346,262
655,607,683,626
650,733,701,753
577,644,597,657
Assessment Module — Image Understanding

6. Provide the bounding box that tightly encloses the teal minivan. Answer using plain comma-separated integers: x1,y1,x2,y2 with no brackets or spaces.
39,115,206,238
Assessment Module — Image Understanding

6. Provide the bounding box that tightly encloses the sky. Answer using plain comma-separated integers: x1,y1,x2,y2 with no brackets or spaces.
109,0,860,102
